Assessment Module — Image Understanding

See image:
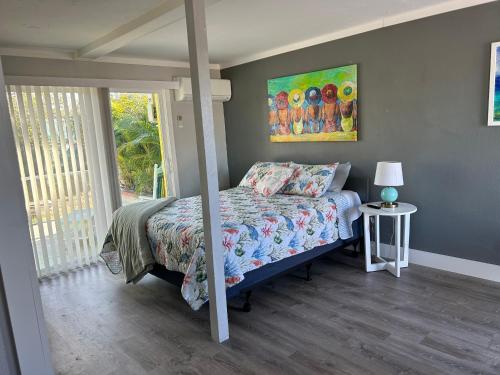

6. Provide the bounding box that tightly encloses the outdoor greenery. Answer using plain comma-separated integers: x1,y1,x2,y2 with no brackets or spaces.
111,94,161,195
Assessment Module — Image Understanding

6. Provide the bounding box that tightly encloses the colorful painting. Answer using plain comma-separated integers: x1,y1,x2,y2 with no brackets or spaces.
488,42,500,126
268,64,358,142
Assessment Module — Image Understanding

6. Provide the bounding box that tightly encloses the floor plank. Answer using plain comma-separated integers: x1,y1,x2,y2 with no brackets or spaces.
39,254,500,374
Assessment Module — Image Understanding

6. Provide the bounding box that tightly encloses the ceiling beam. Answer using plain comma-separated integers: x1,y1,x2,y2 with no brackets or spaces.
77,0,185,59
0,47,221,70
4,75,180,91
76,0,221,60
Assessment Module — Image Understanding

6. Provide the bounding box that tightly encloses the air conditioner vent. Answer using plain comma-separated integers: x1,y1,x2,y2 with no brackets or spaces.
174,77,231,102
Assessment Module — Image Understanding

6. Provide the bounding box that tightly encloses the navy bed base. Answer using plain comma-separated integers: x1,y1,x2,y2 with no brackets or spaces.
149,216,364,308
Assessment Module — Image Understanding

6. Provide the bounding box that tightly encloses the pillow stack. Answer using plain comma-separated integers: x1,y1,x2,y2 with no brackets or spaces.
239,161,350,198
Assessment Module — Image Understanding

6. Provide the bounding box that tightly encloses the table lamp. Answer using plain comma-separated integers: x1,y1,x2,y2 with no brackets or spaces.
374,161,404,208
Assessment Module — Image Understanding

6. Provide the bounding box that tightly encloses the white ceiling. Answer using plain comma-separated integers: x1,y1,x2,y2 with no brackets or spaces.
0,0,493,68
0,0,165,49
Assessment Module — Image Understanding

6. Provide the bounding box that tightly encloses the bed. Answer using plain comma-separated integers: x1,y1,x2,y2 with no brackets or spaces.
145,177,367,311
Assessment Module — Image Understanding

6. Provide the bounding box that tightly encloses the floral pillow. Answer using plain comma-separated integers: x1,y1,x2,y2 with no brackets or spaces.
254,165,295,197
282,162,338,198
239,161,291,188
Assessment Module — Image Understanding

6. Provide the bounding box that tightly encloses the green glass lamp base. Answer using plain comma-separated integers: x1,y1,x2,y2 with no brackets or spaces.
380,186,399,208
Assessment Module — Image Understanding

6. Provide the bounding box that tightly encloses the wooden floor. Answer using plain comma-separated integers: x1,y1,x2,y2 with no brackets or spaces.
40,254,500,375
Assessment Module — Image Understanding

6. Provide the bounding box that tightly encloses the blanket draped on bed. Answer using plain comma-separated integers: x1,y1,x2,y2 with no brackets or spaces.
100,197,176,283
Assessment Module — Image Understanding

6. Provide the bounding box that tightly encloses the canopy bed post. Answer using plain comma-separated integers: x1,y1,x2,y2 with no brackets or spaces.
184,0,229,343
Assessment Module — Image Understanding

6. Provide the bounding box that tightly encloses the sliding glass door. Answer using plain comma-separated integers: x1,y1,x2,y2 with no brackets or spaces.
110,90,177,204
6,86,113,276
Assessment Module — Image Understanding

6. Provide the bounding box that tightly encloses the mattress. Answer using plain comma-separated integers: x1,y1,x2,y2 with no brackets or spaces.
146,187,361,310
323,190,362,239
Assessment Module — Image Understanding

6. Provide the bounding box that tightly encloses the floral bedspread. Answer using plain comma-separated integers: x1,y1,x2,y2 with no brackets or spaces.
146,187,340,310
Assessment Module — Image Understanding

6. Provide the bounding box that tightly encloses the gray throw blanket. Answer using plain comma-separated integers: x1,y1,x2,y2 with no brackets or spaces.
100,197,176,284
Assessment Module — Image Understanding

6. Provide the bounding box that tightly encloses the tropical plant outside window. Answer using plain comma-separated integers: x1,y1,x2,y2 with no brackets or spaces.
110,93,163,205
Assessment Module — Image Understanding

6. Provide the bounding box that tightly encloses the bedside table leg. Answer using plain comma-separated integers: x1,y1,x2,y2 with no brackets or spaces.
375,215,380,258
363,213,372,272
403,214,410,267
395,215,401,277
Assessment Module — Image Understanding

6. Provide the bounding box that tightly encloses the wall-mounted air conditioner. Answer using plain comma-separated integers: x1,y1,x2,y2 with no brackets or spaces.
174,77,231,102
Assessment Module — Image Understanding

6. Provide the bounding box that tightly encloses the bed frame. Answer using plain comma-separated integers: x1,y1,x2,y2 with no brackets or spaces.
149,176,369,312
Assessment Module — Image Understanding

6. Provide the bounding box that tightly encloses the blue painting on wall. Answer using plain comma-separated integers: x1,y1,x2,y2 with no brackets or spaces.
488,43,500,126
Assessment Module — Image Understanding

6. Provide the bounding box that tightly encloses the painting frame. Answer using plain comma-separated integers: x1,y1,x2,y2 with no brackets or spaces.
267,64,358,142
488,41,500,126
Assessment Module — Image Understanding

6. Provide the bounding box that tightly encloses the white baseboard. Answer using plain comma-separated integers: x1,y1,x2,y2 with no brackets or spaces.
378,243,500,283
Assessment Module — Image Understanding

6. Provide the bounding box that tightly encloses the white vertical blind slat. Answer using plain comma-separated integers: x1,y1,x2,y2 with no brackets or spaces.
6,87,42,276
14,86,49,273
42,87,72,269
80,88,107,260
34,86,66,273
61,90,91,266
25,86,56,275
82,88,102,260
52,87,83,267
70,89,97,263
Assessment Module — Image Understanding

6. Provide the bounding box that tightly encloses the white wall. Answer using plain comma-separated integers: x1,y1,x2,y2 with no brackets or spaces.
173,100,229,197
1,55,230,197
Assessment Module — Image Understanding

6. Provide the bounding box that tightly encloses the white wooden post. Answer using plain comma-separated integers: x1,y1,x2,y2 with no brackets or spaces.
184,0,229,342
0,58,54,373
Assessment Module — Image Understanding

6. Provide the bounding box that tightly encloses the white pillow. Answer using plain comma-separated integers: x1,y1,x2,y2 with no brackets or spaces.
328,162,351,192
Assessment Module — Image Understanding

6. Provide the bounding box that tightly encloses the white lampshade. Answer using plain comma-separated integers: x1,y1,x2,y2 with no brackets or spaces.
374,161,404,186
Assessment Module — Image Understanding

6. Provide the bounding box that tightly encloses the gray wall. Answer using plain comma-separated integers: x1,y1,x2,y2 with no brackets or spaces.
222,2,500,266
1,56,230,197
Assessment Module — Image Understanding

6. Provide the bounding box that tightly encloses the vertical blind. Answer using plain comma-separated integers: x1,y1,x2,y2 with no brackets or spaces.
6,86,113,277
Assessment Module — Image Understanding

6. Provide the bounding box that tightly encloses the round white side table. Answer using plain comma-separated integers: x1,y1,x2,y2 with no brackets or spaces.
359,202,417,277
